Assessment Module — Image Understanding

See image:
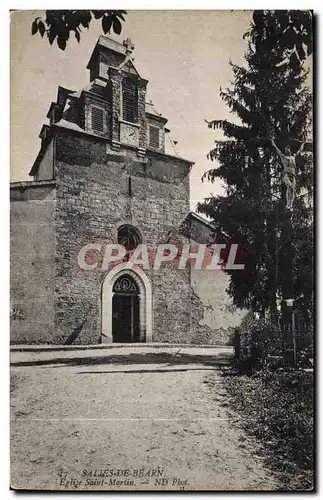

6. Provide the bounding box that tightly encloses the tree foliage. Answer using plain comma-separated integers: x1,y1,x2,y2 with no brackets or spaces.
198,10,313,318
31,10,127,50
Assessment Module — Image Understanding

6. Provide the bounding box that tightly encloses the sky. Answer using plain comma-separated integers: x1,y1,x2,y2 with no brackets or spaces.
10,10,252,209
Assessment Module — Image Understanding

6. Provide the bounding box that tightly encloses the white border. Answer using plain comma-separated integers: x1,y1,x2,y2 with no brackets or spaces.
4,3,321,500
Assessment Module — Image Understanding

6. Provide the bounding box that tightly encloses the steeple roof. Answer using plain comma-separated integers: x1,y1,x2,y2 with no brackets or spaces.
86,36,128,69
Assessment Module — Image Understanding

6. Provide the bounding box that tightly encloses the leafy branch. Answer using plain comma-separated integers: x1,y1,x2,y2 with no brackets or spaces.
31,10,127,50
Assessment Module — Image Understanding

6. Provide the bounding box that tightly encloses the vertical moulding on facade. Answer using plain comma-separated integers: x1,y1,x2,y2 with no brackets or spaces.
109,69,122,150
138,79,148,150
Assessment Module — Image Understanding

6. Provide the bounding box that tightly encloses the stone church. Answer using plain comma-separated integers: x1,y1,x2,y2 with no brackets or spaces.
10,36,243,345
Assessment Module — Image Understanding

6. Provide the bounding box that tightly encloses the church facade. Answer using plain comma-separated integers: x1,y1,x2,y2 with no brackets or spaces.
10,36,243,345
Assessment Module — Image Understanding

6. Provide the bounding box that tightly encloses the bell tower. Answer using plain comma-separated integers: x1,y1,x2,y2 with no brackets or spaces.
30,35,169,181
86,36,149,155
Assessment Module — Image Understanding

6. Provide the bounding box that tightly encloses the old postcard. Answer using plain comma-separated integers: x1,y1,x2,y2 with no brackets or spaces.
10,10,314,491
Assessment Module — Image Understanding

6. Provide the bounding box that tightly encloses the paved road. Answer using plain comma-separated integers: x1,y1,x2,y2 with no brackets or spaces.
10,348,278,491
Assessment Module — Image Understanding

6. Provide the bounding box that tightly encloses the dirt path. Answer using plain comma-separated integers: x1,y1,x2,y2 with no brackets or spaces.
10,353,279,491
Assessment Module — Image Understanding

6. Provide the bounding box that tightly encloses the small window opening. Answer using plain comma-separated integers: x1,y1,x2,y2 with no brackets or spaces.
91,106,104,133
117,224,142,251
149,126,160,148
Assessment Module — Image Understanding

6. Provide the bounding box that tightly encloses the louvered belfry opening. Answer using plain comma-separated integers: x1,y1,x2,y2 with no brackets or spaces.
122,77,138,123
91,106,104,132
149,126,160,148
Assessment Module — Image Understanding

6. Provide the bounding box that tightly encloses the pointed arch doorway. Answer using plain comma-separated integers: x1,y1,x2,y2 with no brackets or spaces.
101,264,152,344
112,275,139,343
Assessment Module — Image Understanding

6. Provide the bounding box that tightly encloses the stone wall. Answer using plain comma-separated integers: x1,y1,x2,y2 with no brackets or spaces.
191,269,246,345
10,129,240,346
34,138,54,181
10,181,56,343
53,129,212,344
177,212,246,344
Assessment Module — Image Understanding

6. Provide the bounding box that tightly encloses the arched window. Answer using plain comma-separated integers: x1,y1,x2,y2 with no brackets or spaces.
117,224,142,251
122,78,138,123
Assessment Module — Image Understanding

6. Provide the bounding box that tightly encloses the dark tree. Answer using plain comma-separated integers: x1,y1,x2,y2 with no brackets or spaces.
198,10,313,319
31,10,127,50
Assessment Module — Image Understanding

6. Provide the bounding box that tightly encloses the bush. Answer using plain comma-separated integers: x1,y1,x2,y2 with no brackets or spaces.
223,368,314,490
234,316,282,373
297,344,314,369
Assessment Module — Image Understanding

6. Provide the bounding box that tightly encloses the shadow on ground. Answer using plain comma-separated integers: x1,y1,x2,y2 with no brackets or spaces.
77,367,219,374
11,352,232,368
